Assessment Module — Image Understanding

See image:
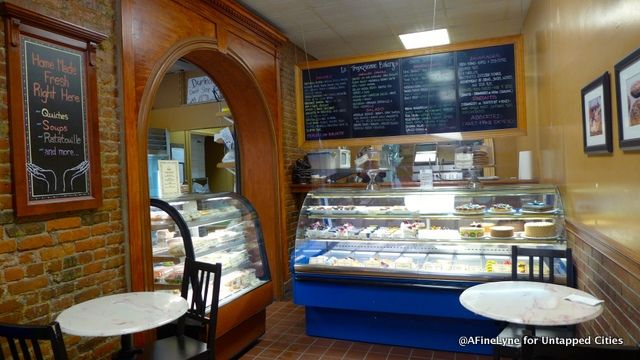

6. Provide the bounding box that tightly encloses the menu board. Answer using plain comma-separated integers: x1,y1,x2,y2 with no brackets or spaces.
297,37,524,147
21,36,91,201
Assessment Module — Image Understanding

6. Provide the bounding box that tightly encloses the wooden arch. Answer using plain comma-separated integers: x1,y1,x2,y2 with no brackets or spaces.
126,36,281,300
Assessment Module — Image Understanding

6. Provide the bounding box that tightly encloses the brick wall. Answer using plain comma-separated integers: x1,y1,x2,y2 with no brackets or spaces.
0,1,125,359
568,225,640,346
279,42,309,296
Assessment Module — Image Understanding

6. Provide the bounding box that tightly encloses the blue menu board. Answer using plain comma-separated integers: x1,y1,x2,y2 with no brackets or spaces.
301,42,519,142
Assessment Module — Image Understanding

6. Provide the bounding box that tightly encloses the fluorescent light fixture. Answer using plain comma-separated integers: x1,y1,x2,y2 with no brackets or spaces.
399,29,450,49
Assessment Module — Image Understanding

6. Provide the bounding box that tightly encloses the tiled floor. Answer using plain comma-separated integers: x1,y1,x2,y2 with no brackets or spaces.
236,301,492,360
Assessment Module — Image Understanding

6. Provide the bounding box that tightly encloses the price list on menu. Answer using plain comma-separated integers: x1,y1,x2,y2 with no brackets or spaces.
457,45,517,132
22,36,90,200
303,67,351,140
300,42,519,142
402,52,458,134
351,60,402,138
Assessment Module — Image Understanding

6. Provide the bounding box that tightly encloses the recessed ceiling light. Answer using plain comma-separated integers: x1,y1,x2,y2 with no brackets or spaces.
399,29,450,49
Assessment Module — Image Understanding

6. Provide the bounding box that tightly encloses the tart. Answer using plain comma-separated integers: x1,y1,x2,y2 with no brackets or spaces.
489,203,513,213
522,201,553,212
455,203,486,215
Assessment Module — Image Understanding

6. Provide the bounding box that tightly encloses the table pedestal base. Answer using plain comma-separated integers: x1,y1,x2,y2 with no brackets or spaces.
112,335,142,360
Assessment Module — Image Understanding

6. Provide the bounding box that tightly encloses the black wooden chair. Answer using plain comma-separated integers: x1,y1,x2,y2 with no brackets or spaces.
0,321,68,360
520,329,640,360
143,258,222,360
494,246,574,360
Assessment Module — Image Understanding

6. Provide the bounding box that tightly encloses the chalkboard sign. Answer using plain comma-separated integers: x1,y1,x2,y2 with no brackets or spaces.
22,37,91,200
296,36,525,148
2,3,105,216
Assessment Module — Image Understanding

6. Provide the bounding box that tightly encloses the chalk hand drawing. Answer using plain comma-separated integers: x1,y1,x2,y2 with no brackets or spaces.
63,160,89,192
27,163,57,193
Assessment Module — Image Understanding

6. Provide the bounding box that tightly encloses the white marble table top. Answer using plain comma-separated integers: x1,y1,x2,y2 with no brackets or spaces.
459,281,604,326
57,292,188,337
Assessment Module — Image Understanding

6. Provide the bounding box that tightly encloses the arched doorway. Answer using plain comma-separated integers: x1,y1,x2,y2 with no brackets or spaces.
124,38,282,355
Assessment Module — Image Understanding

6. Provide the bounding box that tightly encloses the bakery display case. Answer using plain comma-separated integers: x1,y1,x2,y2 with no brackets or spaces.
149,192,272,359
292,184,568,355
150,192,270,305
294,184,567,283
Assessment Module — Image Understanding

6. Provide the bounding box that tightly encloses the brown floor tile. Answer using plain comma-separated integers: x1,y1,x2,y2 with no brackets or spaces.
255,339,274,348
344,350,368,359
330,340,352,350
320,356,343,360
298,354,324,360
390,346,412,355
410,349,434,357
259,348,285,358
278,334,300,344
277,351,303,360
294,336,316,345
350,343,372,352
388,355,412,360
285,343,310,353
244,346,264,356
369,344,392,354
410,356,432,360
313,338,335,347
364,352,388,360
432,350,455,359
304,345,327,355
323,348,348,357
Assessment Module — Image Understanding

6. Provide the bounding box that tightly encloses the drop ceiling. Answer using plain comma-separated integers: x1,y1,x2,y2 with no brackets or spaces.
237,0,531,60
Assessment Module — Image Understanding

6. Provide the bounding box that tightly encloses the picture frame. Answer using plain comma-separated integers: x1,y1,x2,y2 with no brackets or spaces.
614,47,640,151
1,3,105,216
581,72,612,154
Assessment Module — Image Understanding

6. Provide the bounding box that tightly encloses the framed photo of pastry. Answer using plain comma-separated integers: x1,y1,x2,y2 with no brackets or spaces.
615,48,640,151
581,72,612,154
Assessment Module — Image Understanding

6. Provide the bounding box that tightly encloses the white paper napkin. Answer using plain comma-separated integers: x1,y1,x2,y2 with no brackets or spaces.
564,294,604,306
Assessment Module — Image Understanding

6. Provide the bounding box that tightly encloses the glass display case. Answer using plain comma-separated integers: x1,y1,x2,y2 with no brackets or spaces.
150,192,269,306
293,184,568,284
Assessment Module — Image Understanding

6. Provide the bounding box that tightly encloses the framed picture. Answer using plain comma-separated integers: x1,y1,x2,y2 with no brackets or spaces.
581,72,612,154
615,48,640,150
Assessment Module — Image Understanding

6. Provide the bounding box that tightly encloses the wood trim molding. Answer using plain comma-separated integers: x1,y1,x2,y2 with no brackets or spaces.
186,0,286,46
566,220,640,282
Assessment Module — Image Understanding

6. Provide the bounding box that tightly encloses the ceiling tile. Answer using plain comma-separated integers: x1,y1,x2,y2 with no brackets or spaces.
237,0,530,60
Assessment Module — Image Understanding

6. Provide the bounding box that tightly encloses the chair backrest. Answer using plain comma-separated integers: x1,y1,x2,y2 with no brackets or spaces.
178,258,222,350
0,322,68,360
511,246,575,287
521,330,640,359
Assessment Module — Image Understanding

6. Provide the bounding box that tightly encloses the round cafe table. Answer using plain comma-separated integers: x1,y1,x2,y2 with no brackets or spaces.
459,281,603,326
57,292,188,360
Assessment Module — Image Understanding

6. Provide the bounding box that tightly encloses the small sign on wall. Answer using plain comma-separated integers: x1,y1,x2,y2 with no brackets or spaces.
186,75,224,104
158,160,181,198
1,3,106,216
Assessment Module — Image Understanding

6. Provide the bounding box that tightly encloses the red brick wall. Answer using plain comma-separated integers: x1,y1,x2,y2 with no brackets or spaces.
279,42,309,296
0,1,124,359
568,225,640,345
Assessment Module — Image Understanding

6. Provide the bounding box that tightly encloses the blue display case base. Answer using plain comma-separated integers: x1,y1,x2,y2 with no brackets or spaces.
294,278,502,355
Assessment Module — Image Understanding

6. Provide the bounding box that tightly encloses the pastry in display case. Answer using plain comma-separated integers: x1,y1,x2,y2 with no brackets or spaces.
150,192,270,306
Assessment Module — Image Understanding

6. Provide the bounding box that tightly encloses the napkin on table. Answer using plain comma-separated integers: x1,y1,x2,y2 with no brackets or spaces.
563,294,604,306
